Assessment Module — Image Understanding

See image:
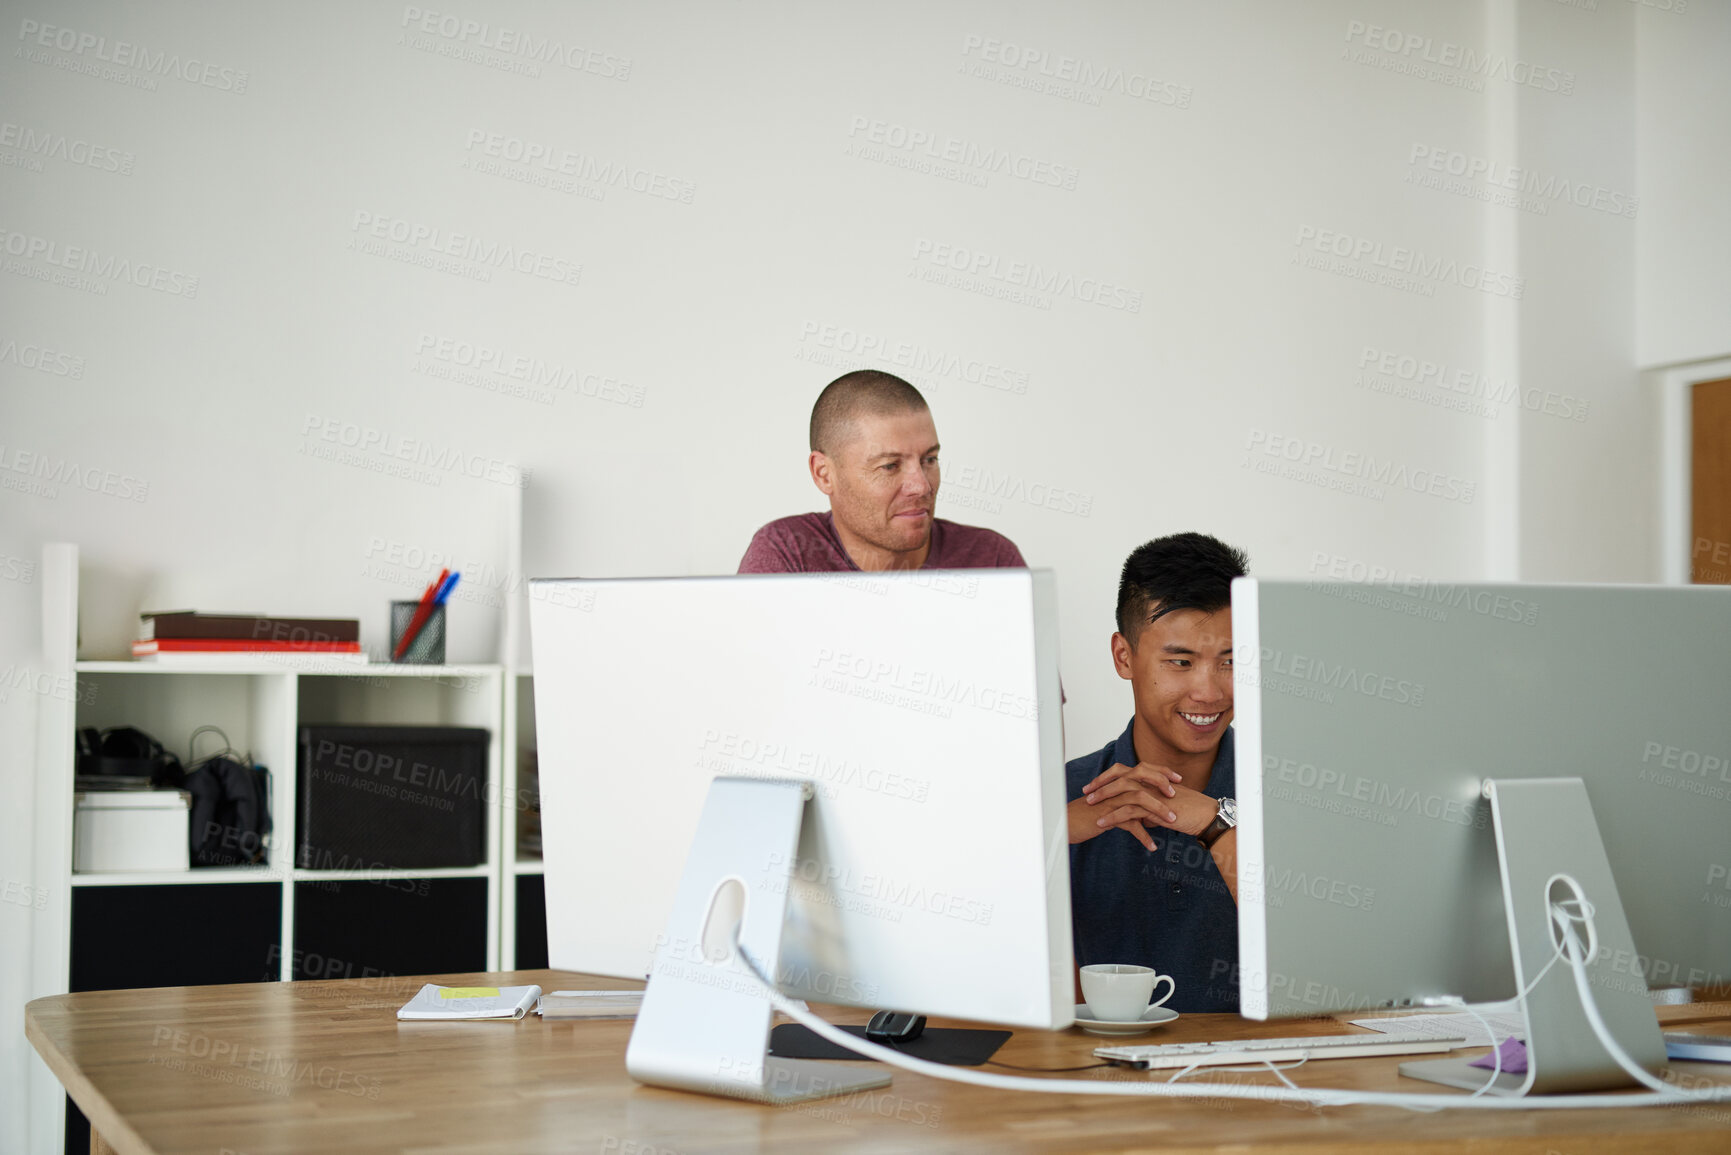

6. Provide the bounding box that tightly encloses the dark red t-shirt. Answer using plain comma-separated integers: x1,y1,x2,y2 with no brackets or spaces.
738,511,1027,573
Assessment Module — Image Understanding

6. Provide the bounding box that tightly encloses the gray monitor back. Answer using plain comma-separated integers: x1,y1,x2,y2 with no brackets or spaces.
1233,578,1731,1019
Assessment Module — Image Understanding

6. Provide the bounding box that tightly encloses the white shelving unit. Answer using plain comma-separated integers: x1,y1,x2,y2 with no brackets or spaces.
29,517,547,1147
66,663,508,979
32,548,516,979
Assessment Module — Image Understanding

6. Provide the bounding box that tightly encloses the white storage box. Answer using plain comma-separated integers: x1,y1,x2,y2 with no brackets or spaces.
73,790,191,873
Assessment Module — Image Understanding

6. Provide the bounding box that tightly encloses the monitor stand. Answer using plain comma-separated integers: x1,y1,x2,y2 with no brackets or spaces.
624,776,892,1104
1400,777,1669,1095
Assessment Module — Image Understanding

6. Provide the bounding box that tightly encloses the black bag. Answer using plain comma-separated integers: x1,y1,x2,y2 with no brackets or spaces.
184,728,273,867
76,726,185,787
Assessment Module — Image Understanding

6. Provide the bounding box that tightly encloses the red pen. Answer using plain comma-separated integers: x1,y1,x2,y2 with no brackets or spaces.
393,567,449,661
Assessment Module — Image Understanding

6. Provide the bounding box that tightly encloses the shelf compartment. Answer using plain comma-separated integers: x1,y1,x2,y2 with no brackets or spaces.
70,882,281,990
297,669,503,728
292,875,488,981
515,872,548,969
75,671,295,776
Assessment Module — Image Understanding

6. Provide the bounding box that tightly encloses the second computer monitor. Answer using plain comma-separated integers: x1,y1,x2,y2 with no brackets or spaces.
1233,577,1731,1019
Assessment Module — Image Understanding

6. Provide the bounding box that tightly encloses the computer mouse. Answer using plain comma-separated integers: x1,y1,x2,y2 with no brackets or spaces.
865,1010,926,1044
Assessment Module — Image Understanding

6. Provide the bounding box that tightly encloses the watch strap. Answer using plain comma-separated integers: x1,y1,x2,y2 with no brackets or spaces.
1197,798,1237,849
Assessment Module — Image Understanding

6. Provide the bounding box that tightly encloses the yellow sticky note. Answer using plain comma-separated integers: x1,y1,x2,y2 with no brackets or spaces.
438,986,500,999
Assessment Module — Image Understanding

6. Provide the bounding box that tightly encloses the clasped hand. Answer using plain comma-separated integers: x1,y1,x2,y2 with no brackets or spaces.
1066,761,1220,853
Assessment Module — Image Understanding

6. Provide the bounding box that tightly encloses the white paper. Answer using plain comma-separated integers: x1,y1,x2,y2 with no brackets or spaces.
535,990,644,1017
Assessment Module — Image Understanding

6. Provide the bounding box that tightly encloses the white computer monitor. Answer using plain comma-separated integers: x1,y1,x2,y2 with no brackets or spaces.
1232,577,1731,1094
529,569,1072,1100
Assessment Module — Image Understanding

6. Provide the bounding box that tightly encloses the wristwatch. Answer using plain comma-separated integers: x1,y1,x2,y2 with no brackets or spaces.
1197,797,1238,849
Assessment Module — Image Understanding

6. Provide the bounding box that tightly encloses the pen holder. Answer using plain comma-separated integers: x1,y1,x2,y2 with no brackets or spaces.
390,601,447,664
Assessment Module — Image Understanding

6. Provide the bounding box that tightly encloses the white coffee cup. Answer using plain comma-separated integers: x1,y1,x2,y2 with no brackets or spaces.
1080,963,1176,1022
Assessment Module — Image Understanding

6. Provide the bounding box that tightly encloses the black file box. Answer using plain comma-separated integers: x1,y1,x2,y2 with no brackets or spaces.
297,725,489,869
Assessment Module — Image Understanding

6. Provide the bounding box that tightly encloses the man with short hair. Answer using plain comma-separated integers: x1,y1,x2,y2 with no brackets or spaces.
1065,532,1248,1013
738,370,1027,573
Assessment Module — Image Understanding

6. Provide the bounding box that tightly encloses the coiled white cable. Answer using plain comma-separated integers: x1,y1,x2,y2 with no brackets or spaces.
728,879,1731,1113
1549,873,1695,1096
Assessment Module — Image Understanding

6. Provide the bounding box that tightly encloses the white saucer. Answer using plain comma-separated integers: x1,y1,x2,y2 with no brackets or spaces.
1072,1003,1180,1036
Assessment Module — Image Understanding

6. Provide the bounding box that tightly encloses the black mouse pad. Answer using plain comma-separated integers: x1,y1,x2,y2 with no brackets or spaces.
768,1024,1010,1066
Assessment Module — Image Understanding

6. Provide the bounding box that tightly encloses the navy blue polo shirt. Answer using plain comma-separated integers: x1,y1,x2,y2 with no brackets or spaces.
1067,721,1239,1013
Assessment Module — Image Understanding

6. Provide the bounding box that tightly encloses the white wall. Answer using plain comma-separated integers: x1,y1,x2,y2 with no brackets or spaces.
3,1,1727,1147
1636,0,1731,367
1512,0,1646,580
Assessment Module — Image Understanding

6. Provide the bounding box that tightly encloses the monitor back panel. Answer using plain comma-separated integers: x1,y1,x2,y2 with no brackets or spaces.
529,569,1070,1028
1234,578,1731,1019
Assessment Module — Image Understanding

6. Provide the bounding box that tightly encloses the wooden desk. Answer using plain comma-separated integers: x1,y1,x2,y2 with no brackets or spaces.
26,970,1731,1154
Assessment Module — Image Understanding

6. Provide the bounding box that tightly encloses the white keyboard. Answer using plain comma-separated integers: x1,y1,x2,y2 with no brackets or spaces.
1095,1033,1468,1069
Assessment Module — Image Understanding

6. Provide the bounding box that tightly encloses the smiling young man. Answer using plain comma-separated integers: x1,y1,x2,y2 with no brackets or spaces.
1066,532,1248,1013
738,370,1028,573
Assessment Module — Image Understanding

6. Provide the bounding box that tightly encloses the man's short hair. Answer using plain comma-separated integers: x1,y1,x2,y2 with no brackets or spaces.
809,370,930,455
1115,532,1250,644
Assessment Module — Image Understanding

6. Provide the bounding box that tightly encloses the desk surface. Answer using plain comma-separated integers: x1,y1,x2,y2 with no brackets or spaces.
26,970,1731,1155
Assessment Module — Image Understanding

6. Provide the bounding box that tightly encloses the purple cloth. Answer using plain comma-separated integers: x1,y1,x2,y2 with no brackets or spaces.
1468,1037,1528,1073
738,511,1027,574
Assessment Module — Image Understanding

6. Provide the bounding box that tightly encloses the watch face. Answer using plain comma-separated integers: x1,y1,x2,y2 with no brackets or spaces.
1219,797,1238,825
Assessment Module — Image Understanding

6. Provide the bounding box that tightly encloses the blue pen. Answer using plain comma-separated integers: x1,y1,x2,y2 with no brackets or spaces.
434,571,461,605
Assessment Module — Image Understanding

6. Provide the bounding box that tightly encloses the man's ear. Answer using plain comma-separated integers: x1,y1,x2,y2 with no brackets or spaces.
809,451,836,496
1110,631,1135,680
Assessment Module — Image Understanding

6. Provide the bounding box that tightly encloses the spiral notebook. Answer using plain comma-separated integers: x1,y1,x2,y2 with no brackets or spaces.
397,984,542,1021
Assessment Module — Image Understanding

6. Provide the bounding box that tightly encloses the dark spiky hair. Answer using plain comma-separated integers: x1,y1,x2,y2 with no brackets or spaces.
1115,532,1250,645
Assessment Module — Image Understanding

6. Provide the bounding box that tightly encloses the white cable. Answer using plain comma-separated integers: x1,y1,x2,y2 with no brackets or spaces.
1262,1058,1307,1091
1461,901,1575,1098
1549,874,1722,1101
1562,915,1674,1094
729,940,1350,1108
1163,1056,1307,1085
1458,1000,1505,1097
728,935,1731,1112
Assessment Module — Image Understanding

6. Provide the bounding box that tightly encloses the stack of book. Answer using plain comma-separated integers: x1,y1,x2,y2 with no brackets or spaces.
132,612,365,663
